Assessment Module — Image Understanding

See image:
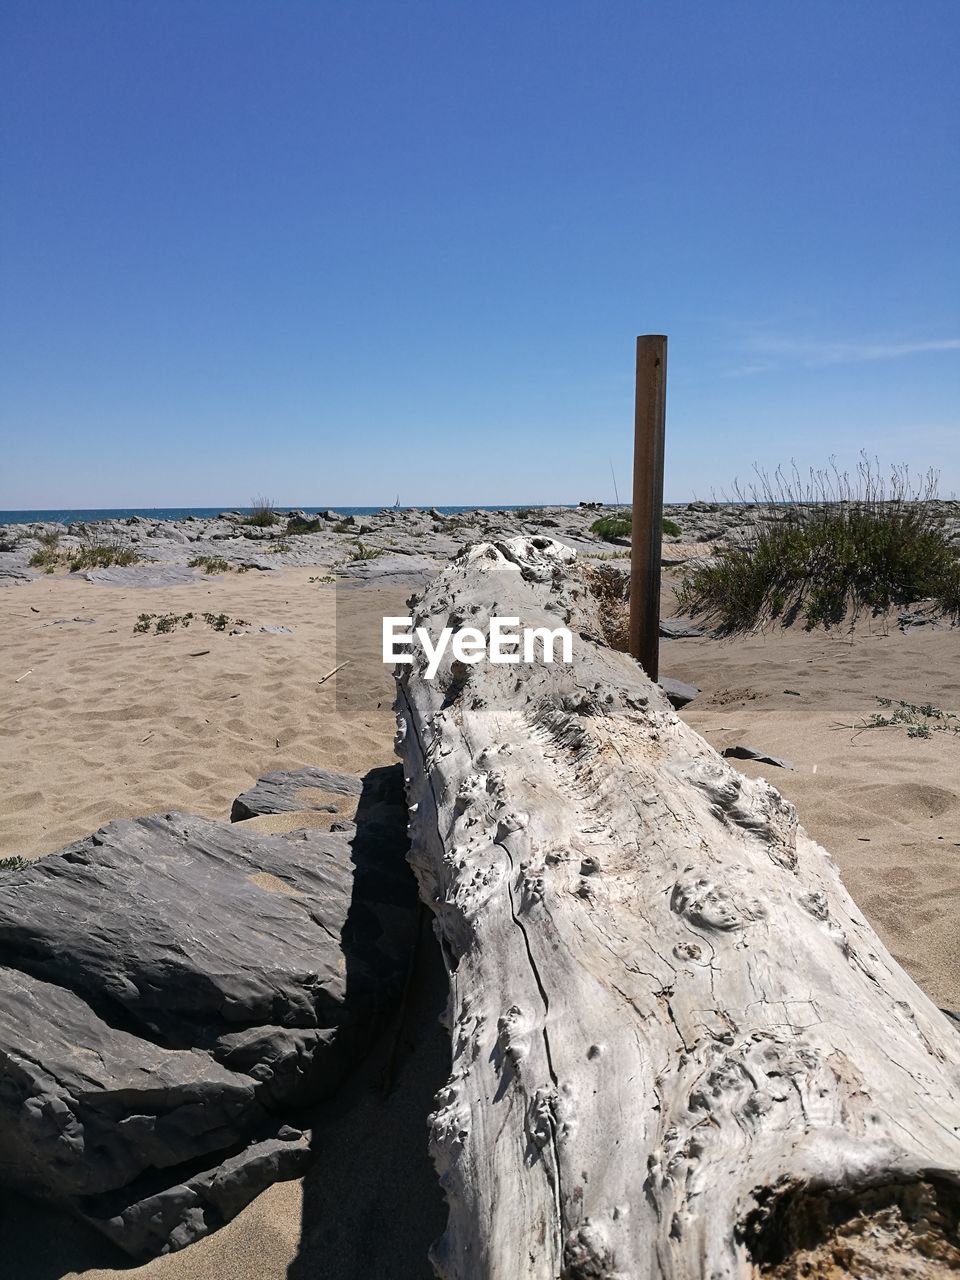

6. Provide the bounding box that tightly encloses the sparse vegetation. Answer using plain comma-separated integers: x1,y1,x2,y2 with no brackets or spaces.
0,855,28,872
29,532,62,571
515,507,541,520
308,574,336,584
69,543,140,572
333,519,355,533
29,529,62,569
677,457,960,631
352,540,383,560
662,517,682,537
848,697,960,740
269,541,291,553
189,556,232,574
134,611,249,635
244,496,278,527
57,525,141,573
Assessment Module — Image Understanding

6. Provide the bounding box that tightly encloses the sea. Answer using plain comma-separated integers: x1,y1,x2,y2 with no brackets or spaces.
0,505,565,526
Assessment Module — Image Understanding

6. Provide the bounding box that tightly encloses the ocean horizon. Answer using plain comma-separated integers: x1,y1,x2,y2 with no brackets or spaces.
0,504,583,526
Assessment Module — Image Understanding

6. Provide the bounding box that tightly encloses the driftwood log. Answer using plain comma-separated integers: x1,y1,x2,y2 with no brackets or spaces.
395,537,960,1279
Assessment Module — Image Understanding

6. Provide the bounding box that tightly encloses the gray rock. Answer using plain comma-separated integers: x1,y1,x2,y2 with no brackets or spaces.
0,565,37,583
81,1128,312,1257
659,617,707,639
231,766,364,821
721,744,794,770
337,552,440,587
659,676,700,709
0,964,262,1199
83,565,208,588
152,525,190,544
0,773,417,1258
898,610,938,630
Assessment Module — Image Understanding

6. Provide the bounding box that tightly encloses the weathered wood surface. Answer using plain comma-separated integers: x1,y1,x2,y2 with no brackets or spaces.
395,537,960,1279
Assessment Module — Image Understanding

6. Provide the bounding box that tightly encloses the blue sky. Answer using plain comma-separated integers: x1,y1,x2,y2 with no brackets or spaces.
2,0,958,508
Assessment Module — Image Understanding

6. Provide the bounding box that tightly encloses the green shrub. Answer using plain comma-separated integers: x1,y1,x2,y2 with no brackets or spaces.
677,457,960,631
591,514,682,542
590,515,632,541
29,546,61,569
29,530,62,568
244,496,278,527
333,519,355,533
0,855,28,872
69,544,139,572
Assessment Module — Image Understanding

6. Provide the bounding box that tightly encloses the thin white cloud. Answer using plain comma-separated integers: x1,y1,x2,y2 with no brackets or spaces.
738,336,960,371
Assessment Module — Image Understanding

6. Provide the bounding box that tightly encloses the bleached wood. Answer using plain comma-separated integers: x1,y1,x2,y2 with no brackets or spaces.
395,537,960,1279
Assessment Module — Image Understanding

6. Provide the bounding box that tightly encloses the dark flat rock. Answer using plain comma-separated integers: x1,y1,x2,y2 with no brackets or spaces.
0,770,417,1259
722,744,794,770
659,676,700,709
659,617,707,639
231,766,365,821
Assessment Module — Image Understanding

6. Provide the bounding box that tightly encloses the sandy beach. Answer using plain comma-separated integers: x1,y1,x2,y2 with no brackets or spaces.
1,546,958,1279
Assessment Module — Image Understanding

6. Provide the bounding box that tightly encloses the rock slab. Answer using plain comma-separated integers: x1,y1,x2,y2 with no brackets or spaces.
0,775,416,1258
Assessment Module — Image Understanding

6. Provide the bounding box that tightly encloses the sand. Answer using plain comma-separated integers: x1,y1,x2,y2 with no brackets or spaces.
0,568,407,860
1,563,958,1279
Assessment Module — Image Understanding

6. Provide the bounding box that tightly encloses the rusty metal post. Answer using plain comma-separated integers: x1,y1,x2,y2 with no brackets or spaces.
628,335,667,680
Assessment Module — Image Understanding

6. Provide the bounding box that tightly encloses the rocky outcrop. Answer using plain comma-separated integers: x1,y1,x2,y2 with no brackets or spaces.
0,767,417,1259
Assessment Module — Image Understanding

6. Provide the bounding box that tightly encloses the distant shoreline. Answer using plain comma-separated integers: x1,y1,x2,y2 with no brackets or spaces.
0,504,581,525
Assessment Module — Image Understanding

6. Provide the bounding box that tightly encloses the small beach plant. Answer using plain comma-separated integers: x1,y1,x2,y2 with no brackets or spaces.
244,496,278,527
677,455,960,631
353,540,383,560
189,555,232,573
67,526,139,572
29,530,62,571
